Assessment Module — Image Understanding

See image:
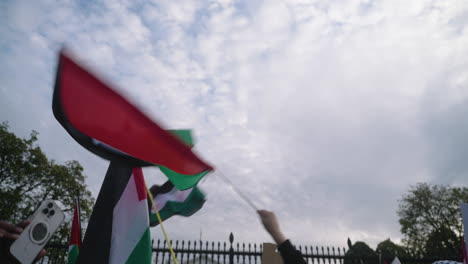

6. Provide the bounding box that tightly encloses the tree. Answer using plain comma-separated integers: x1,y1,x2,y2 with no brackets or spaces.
398,183,468,259
345,239,377,264
0,122,94,260
424,226,460,259
376,239,408,262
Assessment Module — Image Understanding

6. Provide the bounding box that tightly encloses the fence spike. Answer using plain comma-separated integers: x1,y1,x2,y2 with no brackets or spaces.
155,239,160,264
310,246,315,264
333,247,337,264
224,241,227,262
206,241,209,263
248,243,251,264
337,247,342,264
254,244,258,264
242,243,246,262
161,240,166,264
181,240,185,263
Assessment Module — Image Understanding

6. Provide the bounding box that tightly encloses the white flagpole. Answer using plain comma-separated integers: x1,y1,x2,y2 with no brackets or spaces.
217,172,259,211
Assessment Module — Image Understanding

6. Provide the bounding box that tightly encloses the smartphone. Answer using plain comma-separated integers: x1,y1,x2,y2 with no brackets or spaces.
9,199,65,264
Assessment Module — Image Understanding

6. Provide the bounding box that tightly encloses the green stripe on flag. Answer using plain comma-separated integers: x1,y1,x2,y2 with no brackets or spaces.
160,186,205,219
158,166,209,190
126,228,152,264
160,130,210,190
168,129,193,146
150,186,206,226
68,245,79,264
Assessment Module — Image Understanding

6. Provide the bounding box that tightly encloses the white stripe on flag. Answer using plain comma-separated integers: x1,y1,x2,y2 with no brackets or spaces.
154,187,193,211
109,173,149,264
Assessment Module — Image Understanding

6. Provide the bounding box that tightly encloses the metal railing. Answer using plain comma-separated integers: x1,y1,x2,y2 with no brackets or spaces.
38,233,460,264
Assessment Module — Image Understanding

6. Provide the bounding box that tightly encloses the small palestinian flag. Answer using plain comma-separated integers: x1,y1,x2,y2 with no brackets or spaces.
149,181,206,227
77,163,151,264
68,201,81,264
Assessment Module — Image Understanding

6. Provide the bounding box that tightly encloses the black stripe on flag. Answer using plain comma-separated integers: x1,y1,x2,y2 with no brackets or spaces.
77,162,133,264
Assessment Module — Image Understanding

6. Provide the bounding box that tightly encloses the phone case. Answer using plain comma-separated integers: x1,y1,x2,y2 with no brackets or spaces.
9,199,65,264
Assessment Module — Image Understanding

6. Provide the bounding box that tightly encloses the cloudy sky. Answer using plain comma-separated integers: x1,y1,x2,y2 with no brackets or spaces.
2,0,468,249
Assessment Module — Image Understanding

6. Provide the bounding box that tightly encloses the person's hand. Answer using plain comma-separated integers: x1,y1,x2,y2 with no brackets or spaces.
0,220,46,260
257,210,287,245
0,221,23,240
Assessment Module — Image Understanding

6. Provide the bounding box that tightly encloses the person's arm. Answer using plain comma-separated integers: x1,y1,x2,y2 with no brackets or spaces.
258,210,307,264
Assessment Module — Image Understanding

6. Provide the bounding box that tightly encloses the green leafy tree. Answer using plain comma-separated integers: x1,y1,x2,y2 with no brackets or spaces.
398,183,468,259
0,122,94,260
345,239,377,264
424,226,460,259
376,238,408,262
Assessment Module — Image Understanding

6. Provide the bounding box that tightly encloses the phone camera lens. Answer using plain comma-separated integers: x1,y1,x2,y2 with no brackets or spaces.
47,203,53,208
42,208,49,214
49,210,55,216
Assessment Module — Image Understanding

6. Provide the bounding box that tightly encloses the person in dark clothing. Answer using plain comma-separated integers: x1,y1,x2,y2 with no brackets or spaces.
258,210,307,264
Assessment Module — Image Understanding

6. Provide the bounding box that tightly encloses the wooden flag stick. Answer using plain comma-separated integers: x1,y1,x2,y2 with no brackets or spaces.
217,172,259,211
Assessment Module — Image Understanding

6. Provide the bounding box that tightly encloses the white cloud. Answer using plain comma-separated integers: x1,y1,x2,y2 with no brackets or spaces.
2,0,468,249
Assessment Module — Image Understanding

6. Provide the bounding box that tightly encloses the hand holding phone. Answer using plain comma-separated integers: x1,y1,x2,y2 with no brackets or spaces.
9,199,65,264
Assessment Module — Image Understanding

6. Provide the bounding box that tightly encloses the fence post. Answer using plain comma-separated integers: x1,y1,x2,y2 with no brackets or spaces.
229,232,234,264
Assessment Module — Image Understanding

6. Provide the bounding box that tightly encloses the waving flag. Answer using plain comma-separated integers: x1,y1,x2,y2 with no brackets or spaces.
77,164,151,264
68,201,81,264
149,181,206,226
53,51,213,189
156,129,209,190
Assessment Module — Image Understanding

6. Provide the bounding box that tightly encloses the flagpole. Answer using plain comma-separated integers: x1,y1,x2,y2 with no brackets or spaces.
146,184,179,264
77,190,82,242
217,172,258,211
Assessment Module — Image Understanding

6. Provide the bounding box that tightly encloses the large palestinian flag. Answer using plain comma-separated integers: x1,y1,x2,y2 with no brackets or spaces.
148,181,206,226
53,51,213,189
68,201,81,264
77,163,151,264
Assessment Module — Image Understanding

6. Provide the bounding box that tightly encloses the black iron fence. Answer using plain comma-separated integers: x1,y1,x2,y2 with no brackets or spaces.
149,233,456,264
38,233,460,264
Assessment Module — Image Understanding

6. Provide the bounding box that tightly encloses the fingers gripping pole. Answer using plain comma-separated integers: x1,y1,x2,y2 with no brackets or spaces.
145,184,179,264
